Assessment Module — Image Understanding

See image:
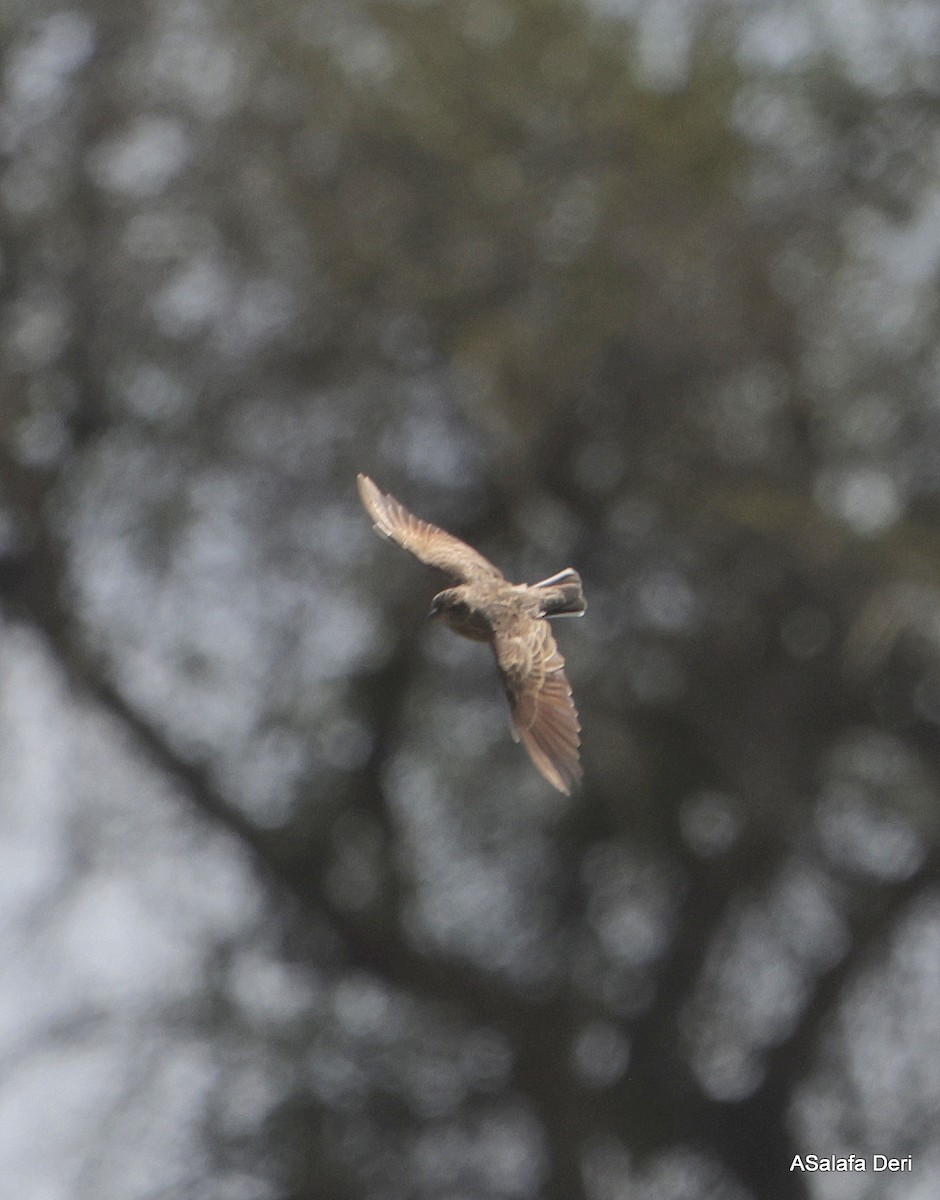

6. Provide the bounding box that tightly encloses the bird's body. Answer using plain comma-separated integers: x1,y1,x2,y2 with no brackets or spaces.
357,474,585,794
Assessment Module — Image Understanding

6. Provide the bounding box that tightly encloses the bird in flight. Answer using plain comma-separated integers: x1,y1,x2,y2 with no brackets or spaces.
358,474,585,794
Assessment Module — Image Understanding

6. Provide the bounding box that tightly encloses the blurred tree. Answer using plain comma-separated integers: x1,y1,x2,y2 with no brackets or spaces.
2,1,940,1198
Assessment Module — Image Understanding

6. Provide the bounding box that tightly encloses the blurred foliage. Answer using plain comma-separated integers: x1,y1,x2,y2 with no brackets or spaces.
3,1,940,1198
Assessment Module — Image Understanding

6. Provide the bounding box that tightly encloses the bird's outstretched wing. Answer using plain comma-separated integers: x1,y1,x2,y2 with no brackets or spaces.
358,474,504,584
494,616,582,795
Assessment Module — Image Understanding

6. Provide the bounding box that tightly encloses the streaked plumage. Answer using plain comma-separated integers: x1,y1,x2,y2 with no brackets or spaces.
357,474,585,794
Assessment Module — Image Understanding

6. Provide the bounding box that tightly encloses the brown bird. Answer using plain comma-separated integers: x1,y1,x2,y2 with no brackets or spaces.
357,474,585,794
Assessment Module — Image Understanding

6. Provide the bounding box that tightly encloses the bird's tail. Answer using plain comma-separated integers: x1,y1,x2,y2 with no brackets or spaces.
533,569,586,618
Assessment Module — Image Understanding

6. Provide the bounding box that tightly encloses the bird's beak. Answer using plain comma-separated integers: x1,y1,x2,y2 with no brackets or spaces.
428,605,440,620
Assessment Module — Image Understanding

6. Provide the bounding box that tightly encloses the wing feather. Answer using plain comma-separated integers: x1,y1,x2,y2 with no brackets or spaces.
358,475,503,584
494,616,582,795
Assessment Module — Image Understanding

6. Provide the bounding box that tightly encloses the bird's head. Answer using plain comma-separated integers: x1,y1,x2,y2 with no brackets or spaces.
429,589,467,621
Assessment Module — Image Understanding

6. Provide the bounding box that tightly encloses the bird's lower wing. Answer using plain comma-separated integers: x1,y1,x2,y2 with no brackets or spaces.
357,474,503,583
495,618,582,795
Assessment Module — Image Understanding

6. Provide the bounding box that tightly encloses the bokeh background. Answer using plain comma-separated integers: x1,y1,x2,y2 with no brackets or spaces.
3,0,940,1197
